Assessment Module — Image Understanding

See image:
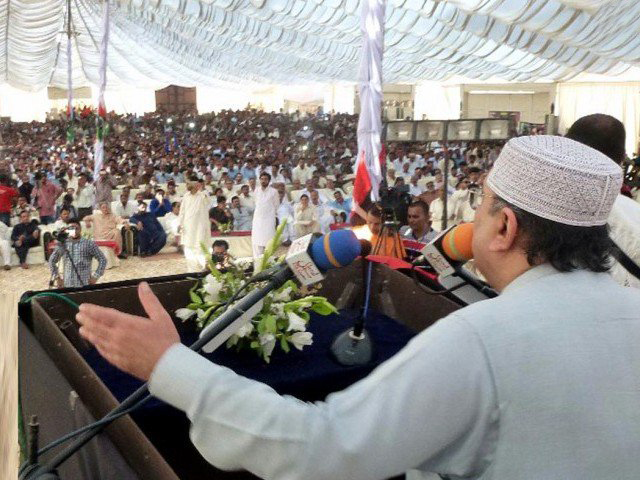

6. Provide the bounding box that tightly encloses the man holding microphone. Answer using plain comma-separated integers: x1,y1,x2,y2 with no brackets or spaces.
76,136,640,479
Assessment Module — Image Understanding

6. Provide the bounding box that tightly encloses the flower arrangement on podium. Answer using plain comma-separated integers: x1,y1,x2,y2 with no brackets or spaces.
175,222,337,362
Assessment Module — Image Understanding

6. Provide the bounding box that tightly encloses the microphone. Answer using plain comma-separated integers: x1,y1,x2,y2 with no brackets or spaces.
414,223,498,299
200,229,363,352
412,222,473,272
249,230,363,283
25,231,365,479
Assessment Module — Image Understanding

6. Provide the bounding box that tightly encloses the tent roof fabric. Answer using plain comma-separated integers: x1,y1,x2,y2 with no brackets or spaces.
1,0,638,91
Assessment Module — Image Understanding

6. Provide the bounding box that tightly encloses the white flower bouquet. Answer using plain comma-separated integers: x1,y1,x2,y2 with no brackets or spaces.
175,222,337,362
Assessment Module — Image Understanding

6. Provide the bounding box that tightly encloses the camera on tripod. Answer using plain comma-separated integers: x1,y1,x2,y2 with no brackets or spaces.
378,184,411,228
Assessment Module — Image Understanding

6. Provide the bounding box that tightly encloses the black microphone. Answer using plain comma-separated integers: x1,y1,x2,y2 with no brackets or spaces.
24,231,366,479
199,229,364,352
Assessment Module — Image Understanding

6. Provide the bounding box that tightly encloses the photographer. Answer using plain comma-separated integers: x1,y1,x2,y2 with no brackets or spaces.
210,239,233,272
48,219,107,288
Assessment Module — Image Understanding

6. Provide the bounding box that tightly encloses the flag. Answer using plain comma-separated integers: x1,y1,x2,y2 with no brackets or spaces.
66,34,75,144
351,0,386,221
93,0,109,179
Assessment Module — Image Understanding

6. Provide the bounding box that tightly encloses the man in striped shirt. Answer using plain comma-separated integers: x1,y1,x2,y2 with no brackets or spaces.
49,218,107,288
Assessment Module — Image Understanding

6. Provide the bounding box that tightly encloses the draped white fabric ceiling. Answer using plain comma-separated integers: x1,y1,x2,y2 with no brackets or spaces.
1,0,639,91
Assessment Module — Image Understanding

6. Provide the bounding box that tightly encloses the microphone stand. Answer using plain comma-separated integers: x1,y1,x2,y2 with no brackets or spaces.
330,257,374,366
21,267,294,480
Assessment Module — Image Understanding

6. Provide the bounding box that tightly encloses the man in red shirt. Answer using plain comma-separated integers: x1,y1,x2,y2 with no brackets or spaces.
0,174,19,226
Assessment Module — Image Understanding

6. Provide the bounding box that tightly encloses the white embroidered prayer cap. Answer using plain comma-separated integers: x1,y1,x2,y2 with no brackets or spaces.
487,135,622,227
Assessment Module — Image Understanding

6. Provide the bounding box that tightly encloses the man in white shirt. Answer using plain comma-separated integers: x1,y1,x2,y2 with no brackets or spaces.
221,178,237,200
112,192,138,219
399,162,413,182
162,202,181,247
250,172,279,259
77,136,640,480
238,185,255,211
0,220,12,269
429,186,455,232
408,175,423,198
292,159,312,184
210,158,228,182
75,174,95,220
300,180,329,204
229,196,253,231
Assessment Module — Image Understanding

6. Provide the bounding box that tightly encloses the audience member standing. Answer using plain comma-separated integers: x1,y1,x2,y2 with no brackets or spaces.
32,173,62,225
179,179,211,270
76,174,96,220
0,174,19,226
18,172,34,204
94,169,117,206
251,173,279,259
0,220,12,269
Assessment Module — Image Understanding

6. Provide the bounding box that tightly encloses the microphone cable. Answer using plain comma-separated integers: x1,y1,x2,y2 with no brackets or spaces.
409,265,466,296
18,273,270,478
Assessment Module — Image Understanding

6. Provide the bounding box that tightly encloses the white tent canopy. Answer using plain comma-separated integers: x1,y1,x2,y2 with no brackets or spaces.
1,0,640,91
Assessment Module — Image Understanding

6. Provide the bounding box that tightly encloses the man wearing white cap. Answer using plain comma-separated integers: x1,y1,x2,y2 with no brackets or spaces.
77,136,640,479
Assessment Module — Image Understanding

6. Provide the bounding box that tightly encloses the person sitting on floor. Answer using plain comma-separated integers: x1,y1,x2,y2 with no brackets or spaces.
129,202,167,257
149,189,173,217
162,202,181,248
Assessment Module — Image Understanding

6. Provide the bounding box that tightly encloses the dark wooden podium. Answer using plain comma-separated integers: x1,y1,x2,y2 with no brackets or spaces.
19,261,460,480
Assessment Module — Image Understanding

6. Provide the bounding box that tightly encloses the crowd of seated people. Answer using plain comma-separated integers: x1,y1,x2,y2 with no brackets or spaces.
0,107,509,275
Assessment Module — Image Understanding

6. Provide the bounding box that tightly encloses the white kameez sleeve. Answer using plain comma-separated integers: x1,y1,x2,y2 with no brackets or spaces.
148,315,499,480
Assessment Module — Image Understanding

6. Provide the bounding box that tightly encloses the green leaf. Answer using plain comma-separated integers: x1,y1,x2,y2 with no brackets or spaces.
189,281,202,304
199,304,220,326
311,302,335,315
280,335,290,353
310,298,338,316
250,341,259,349
259,219,287,272
264,315,277,334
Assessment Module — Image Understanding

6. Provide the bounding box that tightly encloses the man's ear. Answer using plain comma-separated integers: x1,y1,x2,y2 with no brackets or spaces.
488,206,519,253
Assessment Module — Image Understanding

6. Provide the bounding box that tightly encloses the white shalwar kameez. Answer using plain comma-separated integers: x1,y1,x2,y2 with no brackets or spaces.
0,221,11,267
251,186,279,259
276,197,295,243
149,264,640,480
179,190,211,271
